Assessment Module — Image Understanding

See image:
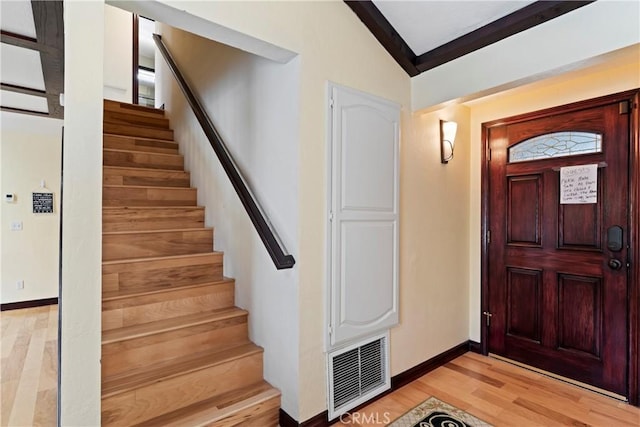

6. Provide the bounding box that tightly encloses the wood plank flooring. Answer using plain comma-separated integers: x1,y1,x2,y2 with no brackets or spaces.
1,305,57,427
3,306,639,427
333,352,640,427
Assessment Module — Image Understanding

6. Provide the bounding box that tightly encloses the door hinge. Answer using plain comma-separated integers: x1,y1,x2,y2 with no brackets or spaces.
328,324,333,335
328,211,334,221
487,230,491,244
488,148,492,161
329,98,334,109
483,311,493,326
619,100,631,115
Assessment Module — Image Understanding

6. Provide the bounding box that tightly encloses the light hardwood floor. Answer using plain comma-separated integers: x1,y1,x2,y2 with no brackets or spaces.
1,305,57,427
334,352,640,427
2,307,639,427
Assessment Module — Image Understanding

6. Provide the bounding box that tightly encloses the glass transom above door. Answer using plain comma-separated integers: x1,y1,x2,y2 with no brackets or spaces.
509,131,602,163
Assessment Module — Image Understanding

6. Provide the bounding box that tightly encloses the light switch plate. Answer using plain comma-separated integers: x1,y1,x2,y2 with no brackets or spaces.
10,221,23,231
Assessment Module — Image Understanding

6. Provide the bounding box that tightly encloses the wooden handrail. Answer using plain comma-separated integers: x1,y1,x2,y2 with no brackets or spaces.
153,34,295,270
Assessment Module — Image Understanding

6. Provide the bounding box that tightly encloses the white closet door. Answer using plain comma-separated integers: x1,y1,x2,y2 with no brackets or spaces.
328,84,400,347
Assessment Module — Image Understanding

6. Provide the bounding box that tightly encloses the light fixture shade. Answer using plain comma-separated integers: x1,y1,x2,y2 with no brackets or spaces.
440,120,457,164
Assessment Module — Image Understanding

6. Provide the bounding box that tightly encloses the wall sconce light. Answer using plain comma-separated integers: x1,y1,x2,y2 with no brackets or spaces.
440,120,458,164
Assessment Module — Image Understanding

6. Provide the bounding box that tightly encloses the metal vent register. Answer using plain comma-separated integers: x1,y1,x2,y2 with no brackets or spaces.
328,334,390,419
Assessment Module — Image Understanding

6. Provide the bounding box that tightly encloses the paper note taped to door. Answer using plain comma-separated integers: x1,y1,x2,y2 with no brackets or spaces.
560,164,598,204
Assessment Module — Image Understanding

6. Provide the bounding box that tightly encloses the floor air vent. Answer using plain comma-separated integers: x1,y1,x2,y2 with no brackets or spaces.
328,333,390,419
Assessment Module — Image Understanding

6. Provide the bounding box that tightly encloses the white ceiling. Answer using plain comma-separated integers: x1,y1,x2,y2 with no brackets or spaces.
372,0,536,55
0,89,48,113
0,0,50,115
0,0,37,38
0,43,46,90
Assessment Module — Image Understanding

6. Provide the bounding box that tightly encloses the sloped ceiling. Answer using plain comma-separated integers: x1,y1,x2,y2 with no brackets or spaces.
346,0,594,77
1,0,64,119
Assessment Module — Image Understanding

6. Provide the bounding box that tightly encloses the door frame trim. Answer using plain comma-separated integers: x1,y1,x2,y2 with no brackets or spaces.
480,89,640,405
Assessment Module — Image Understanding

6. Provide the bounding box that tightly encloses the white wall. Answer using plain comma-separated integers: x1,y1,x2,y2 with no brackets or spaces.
103,3,132,102
60,0,104,424
393,105,471,371
0,113,62,304
412,1,640,111
156,24,301,417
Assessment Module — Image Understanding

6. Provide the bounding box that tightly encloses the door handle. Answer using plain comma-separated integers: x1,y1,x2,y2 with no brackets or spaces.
608,259,623,270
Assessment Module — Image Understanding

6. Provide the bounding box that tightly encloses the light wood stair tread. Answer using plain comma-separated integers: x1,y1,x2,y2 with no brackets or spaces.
104,112,170,128
103,148,181,158
133,381,280,427
103,121,172,132
102,227,212,236
104,100,165,116
103,122,174,141
103,135,179,154
103,165,187,173
102,342,261,398
103,206,204,210
102,278,234,302
102,307,247,345
104,133,176,143
102,251,222,266
103,184,195,191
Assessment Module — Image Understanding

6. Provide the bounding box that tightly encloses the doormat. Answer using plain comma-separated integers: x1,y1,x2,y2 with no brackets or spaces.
387,397,493,427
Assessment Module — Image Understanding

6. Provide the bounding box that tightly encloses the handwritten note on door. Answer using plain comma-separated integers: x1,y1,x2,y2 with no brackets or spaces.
560,164,598,204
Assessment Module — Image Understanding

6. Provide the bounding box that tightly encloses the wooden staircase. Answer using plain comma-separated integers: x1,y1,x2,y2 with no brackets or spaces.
101,100,280,426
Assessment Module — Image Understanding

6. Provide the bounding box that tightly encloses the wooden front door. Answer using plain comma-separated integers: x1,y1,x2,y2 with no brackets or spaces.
485,92,635,397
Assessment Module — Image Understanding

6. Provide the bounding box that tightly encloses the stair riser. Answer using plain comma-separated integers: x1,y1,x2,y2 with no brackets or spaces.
104,122,174,140
103,254,223,293
102,318,248,377
103,187,197,207
104,169,190,188
103,230,213,261
101,352,264,426
103,208,205,232
104,135,179,154
102,282,235,331
156,393,281,427
104,150,183,170
211,397,280,427
104,111,170,129
104,100,166,119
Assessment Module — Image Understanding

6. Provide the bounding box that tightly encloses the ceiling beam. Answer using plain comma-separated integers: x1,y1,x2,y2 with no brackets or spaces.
344,0,419,77
1,83,46,97
415,1,595,73
31,0,64,119
344,0,595,77
0,30,59,54
1,106,50,118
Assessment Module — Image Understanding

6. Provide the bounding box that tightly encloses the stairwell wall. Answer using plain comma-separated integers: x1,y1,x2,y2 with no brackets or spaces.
155,24,301,418
146,1,467,421
146,2,416,421
103,4,133,103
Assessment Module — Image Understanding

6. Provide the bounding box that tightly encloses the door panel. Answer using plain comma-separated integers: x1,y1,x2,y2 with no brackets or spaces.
558,201,602,249
328,84,400,347
506,267,542,343
340,221,396,326
487,97,631,396
557,274,602,358
507,175,542,245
